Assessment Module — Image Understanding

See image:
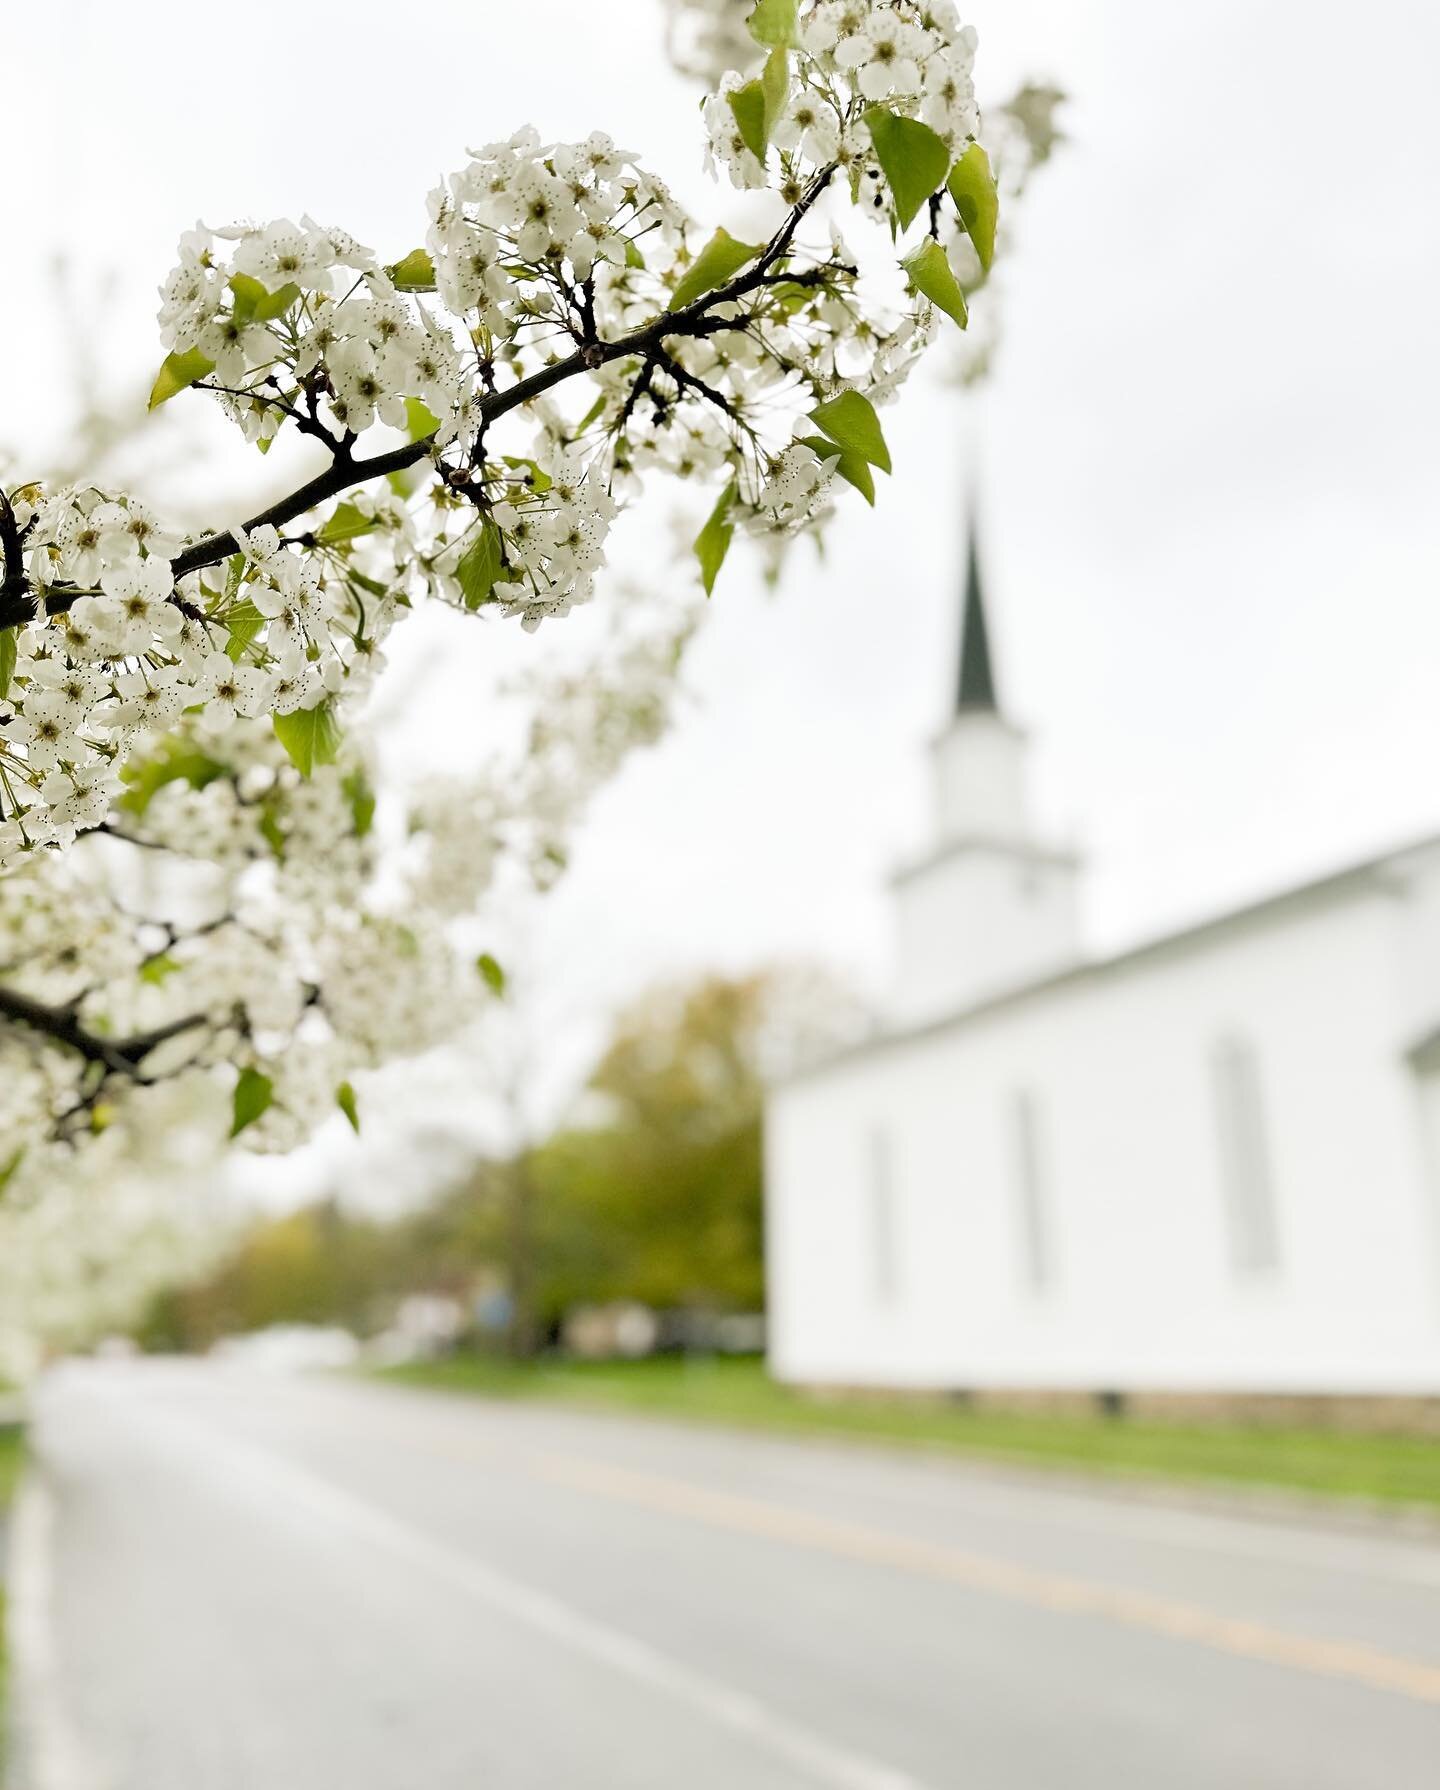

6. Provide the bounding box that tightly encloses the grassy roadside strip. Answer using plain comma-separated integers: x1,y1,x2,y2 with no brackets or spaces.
374,1354,1440,1515
0,1419,24,1772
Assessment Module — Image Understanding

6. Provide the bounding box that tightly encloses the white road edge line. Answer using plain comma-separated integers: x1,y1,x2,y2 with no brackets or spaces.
131,1404,936,1790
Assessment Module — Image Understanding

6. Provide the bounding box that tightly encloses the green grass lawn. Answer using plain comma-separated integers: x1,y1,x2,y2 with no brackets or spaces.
377,1353,1440,1513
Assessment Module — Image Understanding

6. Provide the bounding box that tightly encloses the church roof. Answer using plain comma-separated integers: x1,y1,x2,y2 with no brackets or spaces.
956,524,1000,716
776,829,1440,1087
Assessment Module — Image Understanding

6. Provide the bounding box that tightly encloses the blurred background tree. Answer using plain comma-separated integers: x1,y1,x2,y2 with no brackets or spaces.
133,965,860,1356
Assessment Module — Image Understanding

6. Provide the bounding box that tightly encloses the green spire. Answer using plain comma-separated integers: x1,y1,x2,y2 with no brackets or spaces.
956,522,1000,715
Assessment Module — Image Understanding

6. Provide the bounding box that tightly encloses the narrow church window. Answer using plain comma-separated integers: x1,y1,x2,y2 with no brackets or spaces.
867,1125,899,1306
1211,1036,1282,1278
1011,1089,1052,1292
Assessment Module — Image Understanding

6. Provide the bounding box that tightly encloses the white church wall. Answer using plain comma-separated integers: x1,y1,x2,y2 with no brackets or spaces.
1408,1071,1440,1300
1386,841,1440,1043
767,882,1440,1394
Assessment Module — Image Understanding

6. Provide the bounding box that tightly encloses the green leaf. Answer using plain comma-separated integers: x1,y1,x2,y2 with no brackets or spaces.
258,282,300,320
500,455,552,494
694,482,737,596
223,550,246,602
477,953,507,997
728,82,769,164
796,433,875,505
258,798,287,861
404,395,439,441
573,391,608,435
342,768,376,838
224,597,265,662
228,273,265,322
228,273,300,324
669,228,765,311
0,629,16,702
0,1146,26,1197
726,47,789,163
348,568,390,600
149,348,215,410
139,952,182,987
808,389,891,474
947,142,999,271
761,46,789,136
748,0,798,47
456,519,505,610
272,701,343,779
317,501,377,545
901,237,969,328
117,735,227,815
336,1081,361,1135
230,1067,274,1138
765,279,818,318
387,249,436,292
623,239,646,270
862,107,951,231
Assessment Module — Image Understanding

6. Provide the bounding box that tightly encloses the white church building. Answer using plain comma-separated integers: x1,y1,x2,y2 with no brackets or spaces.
765,538,1440,1399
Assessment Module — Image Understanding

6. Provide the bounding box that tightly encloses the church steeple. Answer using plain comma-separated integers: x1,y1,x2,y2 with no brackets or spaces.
890,508,1084,1026
956,523,1000,715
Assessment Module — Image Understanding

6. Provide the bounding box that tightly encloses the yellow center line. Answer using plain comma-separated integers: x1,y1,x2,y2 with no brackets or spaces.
532,1451,1440,1707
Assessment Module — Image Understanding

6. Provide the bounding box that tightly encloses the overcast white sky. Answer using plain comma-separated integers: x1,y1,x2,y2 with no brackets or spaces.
5,2,1438,1202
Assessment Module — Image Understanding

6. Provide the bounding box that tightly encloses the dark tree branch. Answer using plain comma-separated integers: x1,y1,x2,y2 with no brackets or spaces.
197,379,348,458
0,488,29,613
0,984,208,1078
117,1009,213,1063
93,822,171,851
578,275,598,346
616,355,660,433
651,347,745,425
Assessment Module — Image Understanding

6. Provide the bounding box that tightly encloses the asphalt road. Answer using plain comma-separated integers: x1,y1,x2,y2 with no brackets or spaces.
11,1360,1440,1789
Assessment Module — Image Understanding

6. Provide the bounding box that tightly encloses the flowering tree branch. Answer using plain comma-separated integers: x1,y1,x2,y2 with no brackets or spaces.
0,0,1025,1381
0,1,996,887
0,579,700,1186
160,162,840,597
0,1,999,1200
0,158,843,632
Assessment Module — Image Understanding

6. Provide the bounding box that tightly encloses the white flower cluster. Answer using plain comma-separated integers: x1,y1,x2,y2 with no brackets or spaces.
157,215,477,448
485,452,619,632
0,585,696,1201
704,1,978,191
758,440,840,527
0,481,410,873
428,128,667,307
